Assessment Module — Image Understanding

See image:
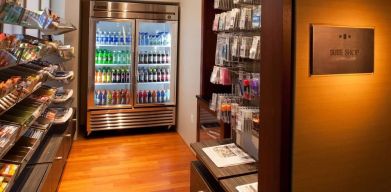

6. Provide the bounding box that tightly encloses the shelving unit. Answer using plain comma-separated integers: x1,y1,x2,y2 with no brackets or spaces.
0,1,77,191
192,0,262,191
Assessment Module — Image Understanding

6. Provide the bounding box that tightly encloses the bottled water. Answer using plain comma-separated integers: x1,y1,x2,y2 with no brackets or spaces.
126,32,131,45
114,32,119,45
119,31,124,45
96,31,101,45
166,32,171,45
139,32,143,45
102,31,107,45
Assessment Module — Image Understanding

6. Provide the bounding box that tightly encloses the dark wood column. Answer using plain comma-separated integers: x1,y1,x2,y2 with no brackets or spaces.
259,0,294,191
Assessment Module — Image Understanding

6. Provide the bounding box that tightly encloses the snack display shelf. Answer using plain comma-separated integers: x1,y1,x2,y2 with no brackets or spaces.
52,108,74,125
0,63,18,72
0,86,55,133
0,125,19,160
0,2,76,35
0,83,42,117
0,163,20,192
2,137,41,177
47,71,74,81
0,84,52,161
52,89,73,104
41,46,75,64
0,50,18,71
0,111,55,192
20,103,52,132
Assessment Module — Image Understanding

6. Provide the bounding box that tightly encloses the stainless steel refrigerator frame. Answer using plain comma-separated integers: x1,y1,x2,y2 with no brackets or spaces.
87,1,179,134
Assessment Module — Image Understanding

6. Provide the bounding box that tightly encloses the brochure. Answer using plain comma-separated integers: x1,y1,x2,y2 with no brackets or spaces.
236,182,258,192
202,143,255,167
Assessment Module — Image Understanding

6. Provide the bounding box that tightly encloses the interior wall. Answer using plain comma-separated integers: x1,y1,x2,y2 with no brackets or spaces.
293,0,391,191
50,0,79,110
176,0,201,146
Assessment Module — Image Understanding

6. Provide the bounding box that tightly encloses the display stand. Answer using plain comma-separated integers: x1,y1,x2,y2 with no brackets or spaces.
192,0,263,191
0,4,77,191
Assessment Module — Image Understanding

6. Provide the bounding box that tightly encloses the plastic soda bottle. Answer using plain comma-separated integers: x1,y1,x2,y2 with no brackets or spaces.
152,90,157,103
97,69,102,83
157,90,161,103
112,90,118,105
143,90,148,103
102,69,107,83
166,89,170,102
112,51,117,64
107,68,112,83
107,90,112,105
98,90,103,105
108,50,113,64
147,90,152,103
160,90,165,103
102,90,107,105
138,91,143,103
126,69,130,83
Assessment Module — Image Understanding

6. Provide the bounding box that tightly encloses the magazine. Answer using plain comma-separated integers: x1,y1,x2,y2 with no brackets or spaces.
236,182,258,192
202,143,255,168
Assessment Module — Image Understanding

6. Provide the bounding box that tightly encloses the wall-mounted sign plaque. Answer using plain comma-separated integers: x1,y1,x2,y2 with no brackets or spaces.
311,25,374,75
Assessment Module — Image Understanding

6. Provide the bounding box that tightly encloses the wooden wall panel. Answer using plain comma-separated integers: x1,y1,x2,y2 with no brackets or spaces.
293,0,391,191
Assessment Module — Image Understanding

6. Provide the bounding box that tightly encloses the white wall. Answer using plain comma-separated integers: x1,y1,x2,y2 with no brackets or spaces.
51,0,80,131
177,0,202,145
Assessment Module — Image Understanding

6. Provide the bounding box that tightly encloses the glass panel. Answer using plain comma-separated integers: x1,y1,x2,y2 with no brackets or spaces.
136,21,174,105
2,24,23,34
93,21,133,107
25,29,39,37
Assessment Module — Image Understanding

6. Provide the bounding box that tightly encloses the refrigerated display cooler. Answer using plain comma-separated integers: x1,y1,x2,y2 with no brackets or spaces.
87,1,178,134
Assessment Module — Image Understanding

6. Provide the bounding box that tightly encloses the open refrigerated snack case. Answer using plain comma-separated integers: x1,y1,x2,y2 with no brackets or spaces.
0,3,77,191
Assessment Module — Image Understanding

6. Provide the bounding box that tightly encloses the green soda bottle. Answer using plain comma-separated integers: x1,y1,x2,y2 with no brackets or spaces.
108,50,113,64
102,50,105,64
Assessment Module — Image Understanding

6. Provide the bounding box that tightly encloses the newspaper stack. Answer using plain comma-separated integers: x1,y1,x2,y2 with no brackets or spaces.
202,143,255,168
236,182,258,192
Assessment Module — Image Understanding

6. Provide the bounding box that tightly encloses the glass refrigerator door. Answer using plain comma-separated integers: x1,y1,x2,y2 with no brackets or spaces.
89,19,135,109
135,20,178,106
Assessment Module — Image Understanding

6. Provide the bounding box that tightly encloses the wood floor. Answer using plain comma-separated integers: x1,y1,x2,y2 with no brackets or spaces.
58,130,196,192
